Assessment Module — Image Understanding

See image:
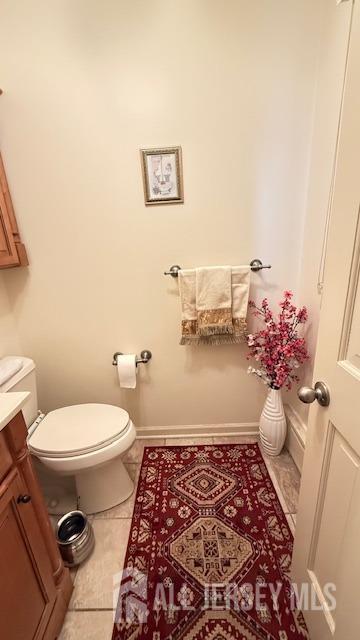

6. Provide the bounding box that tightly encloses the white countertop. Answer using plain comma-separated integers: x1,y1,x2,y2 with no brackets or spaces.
0,392,30,432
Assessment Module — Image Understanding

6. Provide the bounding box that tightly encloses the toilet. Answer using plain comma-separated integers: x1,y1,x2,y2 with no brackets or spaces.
0,356,136,514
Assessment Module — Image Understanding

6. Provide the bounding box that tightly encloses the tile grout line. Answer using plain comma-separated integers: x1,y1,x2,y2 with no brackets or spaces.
68,608,116,612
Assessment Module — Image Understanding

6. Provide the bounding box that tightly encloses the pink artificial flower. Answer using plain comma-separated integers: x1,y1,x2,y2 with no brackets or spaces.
246,291,309,391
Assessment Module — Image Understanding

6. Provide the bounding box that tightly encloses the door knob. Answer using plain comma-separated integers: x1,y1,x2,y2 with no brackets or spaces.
17,494,31,504
298,382,330,407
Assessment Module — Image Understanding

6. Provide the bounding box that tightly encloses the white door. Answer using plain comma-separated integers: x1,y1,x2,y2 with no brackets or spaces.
292,3,360,639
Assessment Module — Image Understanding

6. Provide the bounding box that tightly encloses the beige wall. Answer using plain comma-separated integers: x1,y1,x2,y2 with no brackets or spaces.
0,274,21,356
0,1,324,428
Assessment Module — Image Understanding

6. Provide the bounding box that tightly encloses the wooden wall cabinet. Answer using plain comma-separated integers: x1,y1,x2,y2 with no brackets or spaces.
0,412,72,639
0,153,28,268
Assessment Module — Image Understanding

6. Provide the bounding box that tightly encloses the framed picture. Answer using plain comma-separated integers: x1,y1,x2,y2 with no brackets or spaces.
140,146,184,205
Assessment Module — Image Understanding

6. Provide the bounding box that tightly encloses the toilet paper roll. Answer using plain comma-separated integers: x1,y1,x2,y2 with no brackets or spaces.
116,354,137,389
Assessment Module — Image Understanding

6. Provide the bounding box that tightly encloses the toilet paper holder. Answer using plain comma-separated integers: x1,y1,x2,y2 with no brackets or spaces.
112,350,152,367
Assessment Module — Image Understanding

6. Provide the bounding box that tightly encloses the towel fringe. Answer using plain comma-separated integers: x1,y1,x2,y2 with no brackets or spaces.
198,324,235,337
201,334,245,346
180,334,246,346
180,336,200,346
197,306,233,337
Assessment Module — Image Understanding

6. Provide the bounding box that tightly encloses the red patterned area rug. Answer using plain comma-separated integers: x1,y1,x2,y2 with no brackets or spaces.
113,443,309,640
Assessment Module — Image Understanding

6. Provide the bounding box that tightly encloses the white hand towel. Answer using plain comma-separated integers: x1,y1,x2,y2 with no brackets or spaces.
178,269,197,345
178,266,250,345
231,266,251,341
195,266,233,336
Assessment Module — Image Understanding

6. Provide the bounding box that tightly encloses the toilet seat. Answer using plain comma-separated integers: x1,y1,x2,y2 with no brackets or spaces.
29,403,130,458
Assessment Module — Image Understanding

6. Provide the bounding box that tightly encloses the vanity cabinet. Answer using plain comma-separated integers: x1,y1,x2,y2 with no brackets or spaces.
0,412,72,639
0,153,28,268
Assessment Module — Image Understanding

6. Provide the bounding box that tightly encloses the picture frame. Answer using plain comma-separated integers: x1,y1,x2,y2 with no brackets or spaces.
140,146,184,205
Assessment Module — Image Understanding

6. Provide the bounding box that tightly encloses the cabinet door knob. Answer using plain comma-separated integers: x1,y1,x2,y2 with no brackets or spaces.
17,494,31,504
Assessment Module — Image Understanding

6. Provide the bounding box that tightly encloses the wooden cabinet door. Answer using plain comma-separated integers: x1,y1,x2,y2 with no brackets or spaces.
0,469,57,640
0,185,19,267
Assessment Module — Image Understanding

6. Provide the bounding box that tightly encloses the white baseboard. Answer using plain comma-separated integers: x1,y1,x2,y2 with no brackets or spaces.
136,422,260,439
137,414,306,472
284,404,307,471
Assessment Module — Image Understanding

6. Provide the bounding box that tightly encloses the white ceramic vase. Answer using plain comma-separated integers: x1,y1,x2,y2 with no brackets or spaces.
259,387,287,456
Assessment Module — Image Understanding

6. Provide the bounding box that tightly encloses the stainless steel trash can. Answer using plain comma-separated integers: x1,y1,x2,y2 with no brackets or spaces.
56,510,95,567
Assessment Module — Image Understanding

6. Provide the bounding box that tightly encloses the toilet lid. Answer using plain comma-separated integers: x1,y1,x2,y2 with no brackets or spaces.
29,404,130,457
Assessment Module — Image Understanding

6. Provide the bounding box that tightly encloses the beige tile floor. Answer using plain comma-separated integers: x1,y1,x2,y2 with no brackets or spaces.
58,436,300,639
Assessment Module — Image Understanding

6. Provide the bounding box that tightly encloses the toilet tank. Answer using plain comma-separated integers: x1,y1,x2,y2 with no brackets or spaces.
0,356,38,428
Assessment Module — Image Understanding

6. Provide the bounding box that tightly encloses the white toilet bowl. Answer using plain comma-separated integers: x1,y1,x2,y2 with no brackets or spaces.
28,403,136,514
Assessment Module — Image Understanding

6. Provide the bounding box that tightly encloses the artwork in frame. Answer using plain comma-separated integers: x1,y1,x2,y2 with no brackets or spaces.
141,146,184,205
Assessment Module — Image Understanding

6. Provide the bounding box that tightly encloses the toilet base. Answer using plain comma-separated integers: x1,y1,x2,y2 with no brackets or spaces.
75,457,134,514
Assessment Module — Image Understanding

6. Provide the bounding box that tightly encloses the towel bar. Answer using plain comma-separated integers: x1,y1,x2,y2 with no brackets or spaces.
112,350,152,366
164,259,271,277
